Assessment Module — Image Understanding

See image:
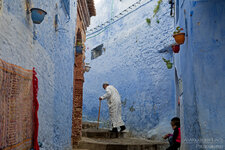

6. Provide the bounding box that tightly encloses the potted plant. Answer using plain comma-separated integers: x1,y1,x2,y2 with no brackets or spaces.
84,63,91,72
146,18,151,25
173,26,185,44
75,41,83,54
163,58,173,69
172,44,180,53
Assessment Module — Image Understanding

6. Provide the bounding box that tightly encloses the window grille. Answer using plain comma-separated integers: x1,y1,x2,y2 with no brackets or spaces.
91,44,104,60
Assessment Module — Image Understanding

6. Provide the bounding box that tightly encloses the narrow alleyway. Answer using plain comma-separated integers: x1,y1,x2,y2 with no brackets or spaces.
0,0,225,150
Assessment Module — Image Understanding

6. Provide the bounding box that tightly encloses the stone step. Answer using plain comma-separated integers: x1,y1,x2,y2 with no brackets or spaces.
78,137,169,150
82,122,99,129
82,128,129,139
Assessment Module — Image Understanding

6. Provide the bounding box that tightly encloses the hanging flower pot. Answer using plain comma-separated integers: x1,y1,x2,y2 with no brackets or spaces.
173,33,185,44
172,44,180,53
85,66,91,72
30,8,47,24
83,63,91,72
163,58,173,69
84,63,91,72
166,62,173,69
75,46,83,54
173,26,185,44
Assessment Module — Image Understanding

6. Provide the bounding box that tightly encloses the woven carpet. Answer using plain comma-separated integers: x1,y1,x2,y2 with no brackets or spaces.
0,59,39,150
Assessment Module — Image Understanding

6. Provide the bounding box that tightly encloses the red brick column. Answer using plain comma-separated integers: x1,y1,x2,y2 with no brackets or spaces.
72,54,84,146
71,0,96,145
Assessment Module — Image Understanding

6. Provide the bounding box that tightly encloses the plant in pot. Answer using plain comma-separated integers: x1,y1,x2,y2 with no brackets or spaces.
75,42,83,54
156,19,160,24
173,26,185,44
172,44,180,53
162,57,173,69
146,18,151,25
84,63,91,72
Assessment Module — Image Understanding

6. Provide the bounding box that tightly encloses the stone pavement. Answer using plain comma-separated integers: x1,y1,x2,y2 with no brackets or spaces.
73,122,169,150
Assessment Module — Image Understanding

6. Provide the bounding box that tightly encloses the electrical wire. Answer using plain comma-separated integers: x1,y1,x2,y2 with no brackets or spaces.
86,27,109,40
86,0,152,37
86,0,143,34
87,0,115,41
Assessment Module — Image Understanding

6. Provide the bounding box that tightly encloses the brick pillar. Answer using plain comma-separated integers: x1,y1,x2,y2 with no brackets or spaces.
72,54,84,146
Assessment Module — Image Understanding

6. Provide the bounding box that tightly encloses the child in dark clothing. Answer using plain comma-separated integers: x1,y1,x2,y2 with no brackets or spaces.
163,117,181,150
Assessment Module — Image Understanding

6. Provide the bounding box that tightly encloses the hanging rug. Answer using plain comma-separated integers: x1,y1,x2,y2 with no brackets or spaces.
0,59,39,150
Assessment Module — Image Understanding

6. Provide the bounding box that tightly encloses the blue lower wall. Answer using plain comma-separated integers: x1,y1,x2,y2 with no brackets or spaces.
0,0,77,149
175,0,225,149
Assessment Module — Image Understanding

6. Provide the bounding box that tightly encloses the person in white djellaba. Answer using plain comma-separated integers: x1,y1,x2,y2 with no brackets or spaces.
99,82,126,133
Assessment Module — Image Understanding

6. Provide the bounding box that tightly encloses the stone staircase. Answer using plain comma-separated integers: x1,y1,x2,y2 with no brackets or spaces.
74,122,169,150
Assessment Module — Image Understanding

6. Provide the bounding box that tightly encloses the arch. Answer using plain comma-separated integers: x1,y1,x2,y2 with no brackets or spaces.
76,28,82,45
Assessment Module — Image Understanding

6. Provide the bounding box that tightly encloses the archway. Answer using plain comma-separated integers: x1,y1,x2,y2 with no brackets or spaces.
76,29,82,46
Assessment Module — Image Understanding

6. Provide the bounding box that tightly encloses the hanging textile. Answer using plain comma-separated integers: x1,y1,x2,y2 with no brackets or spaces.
0,59,39,150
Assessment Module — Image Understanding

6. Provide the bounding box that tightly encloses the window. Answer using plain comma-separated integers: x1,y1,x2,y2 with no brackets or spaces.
91,44,104,60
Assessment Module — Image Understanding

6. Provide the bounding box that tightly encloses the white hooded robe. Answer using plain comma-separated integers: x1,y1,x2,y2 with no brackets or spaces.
101,85,125,128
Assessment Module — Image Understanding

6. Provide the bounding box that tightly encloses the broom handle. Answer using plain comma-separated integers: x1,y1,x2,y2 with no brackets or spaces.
97,100,101,129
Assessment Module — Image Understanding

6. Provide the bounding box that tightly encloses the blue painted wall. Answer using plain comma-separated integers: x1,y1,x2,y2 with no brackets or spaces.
0,0,77,149
84,0,176,138
174,0,225,149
